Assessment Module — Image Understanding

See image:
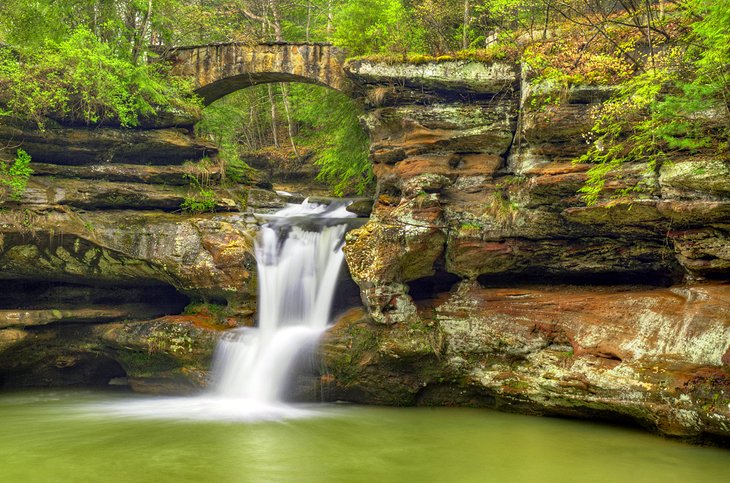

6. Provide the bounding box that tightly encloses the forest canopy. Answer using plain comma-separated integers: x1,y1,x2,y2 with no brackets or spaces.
0,1,727,196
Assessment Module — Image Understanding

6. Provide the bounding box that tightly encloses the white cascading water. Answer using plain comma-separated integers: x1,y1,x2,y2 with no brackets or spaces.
95,199,355,421
212,199,355,402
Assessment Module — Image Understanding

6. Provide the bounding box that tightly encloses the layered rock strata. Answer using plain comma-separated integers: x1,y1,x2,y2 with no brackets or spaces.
0,121,266,392
321,60,730,443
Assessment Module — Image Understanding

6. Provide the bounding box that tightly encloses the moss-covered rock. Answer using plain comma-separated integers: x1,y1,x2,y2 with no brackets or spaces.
99,317,220,393
660,157,730,199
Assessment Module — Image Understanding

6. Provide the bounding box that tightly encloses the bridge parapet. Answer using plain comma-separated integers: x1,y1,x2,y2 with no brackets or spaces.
165,42,353,104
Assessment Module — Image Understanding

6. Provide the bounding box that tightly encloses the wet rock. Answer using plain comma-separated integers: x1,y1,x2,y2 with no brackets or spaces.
99,317,220,394
345,198,374,217
0,315,221,392
322,282,730,442
247,188,289,209
0,325,127,388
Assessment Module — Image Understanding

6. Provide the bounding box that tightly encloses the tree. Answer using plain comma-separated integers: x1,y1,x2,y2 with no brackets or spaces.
331,0,424,55
577,0,730,204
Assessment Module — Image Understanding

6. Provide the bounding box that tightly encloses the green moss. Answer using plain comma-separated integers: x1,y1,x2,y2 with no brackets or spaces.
184,302,226,316
350,44,518,65
503,379,531,392
460,221,483,231
115,350,179,376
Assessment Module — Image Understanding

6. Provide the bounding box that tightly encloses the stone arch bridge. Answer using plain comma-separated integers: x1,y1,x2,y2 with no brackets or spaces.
164,42,353,105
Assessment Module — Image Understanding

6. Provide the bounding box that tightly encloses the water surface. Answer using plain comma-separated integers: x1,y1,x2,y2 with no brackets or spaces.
0,390,727,483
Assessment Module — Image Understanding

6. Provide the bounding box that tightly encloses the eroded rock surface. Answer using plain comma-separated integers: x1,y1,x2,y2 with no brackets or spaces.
0,116,266,391
332,60,730,443
1,57,728,446
322,283,730,442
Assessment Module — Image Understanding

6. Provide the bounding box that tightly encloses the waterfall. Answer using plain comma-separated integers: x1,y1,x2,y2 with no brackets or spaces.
93,199,355,420
211,200,355,402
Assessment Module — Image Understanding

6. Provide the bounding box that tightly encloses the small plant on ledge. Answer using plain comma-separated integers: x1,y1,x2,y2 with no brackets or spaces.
0,148,33,202
181,173,216,214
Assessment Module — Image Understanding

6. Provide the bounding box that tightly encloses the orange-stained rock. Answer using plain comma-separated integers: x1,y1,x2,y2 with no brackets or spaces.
374,153,503,180
322,282,730,442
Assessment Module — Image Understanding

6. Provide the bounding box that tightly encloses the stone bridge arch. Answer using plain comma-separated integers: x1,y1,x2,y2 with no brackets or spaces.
164,42,353,105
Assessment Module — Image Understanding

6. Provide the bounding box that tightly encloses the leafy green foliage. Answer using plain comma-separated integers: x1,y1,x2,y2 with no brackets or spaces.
181,173,216,213
0,27,200,128
287,85,372,195
576,1,730,205
0,149,33,201
197,83,371,195
332,0,425,55
195,90,258,185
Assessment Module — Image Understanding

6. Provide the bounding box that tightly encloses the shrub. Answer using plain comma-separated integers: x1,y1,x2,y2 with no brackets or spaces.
0,149,33,201
181,173,216,213
0,27,200,128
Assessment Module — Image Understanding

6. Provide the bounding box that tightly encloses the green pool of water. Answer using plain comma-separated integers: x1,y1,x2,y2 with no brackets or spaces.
0,390,727,482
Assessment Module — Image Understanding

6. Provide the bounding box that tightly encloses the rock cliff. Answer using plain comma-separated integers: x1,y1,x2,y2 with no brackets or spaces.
0,120,268,392
321,59,730,443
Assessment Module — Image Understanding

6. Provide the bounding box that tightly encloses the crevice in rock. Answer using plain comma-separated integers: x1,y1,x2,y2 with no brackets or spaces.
332,263,364,317
0,279,191,326
0,353,128,389
0,279,190,310
407,270,462,302
476,270,681,288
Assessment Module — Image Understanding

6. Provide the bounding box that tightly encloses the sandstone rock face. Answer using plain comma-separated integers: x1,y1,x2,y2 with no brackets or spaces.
0,123,215,165
0,210,257,303
343,61,729,296
322,282,730,442
333,61,730,443
1,56,729,445
0,110,368,392
0,117,266,391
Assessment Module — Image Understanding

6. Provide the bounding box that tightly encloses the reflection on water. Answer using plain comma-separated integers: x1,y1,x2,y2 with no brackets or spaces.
0,390,728,483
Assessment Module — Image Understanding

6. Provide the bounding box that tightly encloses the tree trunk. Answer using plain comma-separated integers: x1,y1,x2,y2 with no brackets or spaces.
268,84,280,148
306,1,312,42
269,0,283,41
280,83,302,162
131,0,153,65
462,0,470,50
